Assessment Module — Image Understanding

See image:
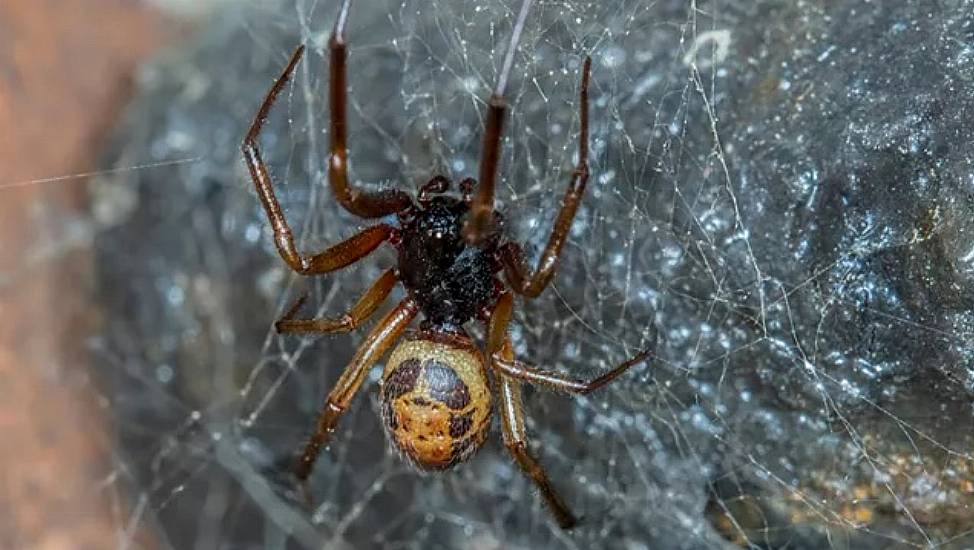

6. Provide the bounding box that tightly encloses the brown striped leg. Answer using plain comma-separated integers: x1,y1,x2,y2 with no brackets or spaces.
242,44,400,273
486,292,578,529
500,57,592,297
327,0,413,217
275,268,397,334
295,298,418,481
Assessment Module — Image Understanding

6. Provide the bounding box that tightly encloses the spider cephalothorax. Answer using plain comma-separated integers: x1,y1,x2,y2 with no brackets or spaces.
394,187,503,331
242,0,650,529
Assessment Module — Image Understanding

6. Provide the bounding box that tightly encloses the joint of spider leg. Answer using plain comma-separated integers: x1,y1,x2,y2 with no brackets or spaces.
328,152,345,174
573,164,590,180
295,257,312,274
329,33,346,50
488,93,507,109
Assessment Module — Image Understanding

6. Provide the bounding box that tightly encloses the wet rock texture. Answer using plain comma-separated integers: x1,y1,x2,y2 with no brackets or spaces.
94,0,974,548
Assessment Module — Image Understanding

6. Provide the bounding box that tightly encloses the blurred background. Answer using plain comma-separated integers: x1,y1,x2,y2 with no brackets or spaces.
3,0,974,549
0,1,192,548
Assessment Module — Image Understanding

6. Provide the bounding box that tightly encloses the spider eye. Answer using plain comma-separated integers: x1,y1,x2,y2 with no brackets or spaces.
379,333,492,470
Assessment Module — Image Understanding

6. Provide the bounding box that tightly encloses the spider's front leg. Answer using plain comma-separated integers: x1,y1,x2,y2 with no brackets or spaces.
242,46,398,275
327,0,413,217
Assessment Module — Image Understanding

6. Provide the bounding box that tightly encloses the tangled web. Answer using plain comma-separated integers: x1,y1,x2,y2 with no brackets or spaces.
90,0,974,547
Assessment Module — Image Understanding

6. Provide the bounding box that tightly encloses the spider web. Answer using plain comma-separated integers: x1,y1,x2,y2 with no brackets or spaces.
79,0,974,548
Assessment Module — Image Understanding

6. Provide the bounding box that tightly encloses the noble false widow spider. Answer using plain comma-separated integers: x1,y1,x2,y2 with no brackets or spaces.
241,0,650,529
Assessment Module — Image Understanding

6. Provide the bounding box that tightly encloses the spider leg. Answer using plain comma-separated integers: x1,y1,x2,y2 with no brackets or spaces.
242,45,397,274
497,371,577,529
492,349,651,395
463,93,506,244
500,57,592,297
303,224,396,274
486,292,578,529
242,46,311,273
328,0,413,218
295,298,418,481
275,268,397,333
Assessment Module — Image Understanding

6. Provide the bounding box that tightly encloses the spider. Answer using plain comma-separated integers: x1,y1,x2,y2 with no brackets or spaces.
241,0,650,530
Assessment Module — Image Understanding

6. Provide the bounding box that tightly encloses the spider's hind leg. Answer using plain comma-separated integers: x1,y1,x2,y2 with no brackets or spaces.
486,292,579,529
496,341,579,529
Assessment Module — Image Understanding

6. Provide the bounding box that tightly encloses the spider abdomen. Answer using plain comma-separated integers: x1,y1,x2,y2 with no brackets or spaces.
380,331,492,470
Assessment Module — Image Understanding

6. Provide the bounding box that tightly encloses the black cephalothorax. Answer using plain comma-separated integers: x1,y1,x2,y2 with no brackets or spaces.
396,194,501,331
